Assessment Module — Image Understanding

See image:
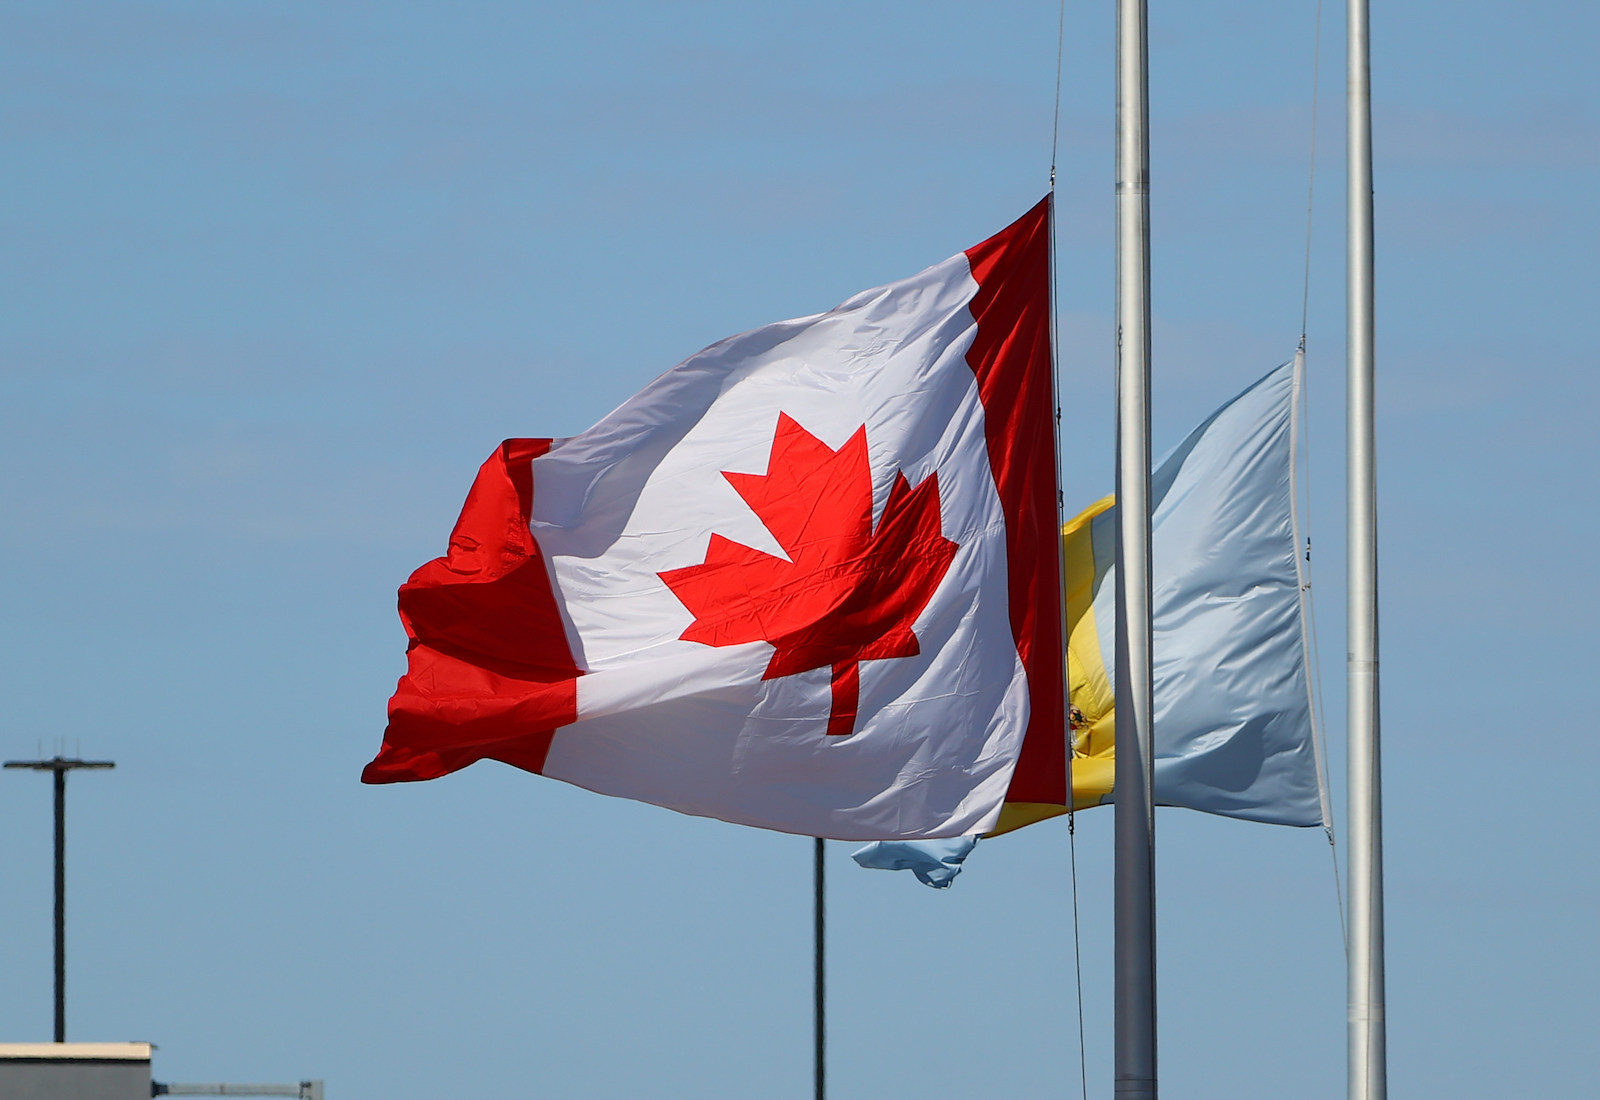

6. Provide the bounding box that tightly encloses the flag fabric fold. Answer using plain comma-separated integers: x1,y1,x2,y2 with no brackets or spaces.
855,359,1327,883
365,199,1064,842
852,835,980,889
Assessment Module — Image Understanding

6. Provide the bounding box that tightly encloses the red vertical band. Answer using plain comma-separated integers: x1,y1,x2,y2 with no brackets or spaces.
964,196,1067,806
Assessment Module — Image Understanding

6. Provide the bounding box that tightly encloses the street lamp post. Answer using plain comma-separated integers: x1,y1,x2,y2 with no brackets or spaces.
5,755,115,1042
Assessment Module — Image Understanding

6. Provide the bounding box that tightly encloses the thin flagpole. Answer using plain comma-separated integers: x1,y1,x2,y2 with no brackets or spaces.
814,837,826,1100
1113,0,1157,1095
1346,0,1386,1094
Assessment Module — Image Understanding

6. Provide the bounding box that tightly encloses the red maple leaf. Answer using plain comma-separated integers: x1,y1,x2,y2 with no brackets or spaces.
658,413,959,737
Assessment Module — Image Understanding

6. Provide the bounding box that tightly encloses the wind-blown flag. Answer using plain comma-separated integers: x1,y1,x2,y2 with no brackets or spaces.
363,199,1066,841
855,359,1328,884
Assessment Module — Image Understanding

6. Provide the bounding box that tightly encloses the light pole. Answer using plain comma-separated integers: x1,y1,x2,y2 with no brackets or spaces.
4,755,115,1042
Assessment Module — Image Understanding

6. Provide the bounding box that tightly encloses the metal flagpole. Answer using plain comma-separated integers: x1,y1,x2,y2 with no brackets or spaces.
4,755,116,1042
814,837,826,1100
1113,0,1157,1093
1346,0,1387,1094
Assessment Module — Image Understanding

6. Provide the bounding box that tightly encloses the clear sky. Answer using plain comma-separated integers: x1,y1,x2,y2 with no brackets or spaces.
1,2,1594,1097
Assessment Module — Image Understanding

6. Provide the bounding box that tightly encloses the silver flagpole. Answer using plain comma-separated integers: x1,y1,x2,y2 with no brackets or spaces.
1113,0,1157,1093
1346,0,1386,1095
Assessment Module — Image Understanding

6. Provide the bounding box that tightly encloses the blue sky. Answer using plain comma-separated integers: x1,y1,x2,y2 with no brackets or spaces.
1,2,1595,1097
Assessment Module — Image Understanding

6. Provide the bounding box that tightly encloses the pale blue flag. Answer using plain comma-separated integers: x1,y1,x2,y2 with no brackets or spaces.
855,360,1328,884
1134,358,1326,824
851,836,979,889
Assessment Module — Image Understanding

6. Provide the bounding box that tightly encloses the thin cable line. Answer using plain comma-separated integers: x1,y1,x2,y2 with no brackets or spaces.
1050,0,1066,189
1299,0,1325,346
1293,350,1348,951
1293,0,1347,952
1045,9,1081,1084
1045,0,1066,527
1068,810,1089,1100
1308,570,1348,954
1302,521,1349,949
1047,9,1085,1092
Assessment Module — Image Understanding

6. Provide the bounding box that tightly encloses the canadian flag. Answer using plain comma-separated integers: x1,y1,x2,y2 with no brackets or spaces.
363,198,1066,840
